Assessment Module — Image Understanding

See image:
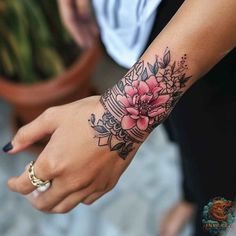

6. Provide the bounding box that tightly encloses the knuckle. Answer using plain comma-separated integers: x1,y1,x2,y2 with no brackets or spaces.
36,160,58,180
42,107,57,123
96,184,107,192
106,182,116,192
47,159,62,177
78,177,93,189
62,176,92,193
16,127,27,143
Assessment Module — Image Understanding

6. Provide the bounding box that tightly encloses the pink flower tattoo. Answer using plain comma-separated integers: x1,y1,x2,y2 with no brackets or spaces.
117,77,169,131
89,48,192,159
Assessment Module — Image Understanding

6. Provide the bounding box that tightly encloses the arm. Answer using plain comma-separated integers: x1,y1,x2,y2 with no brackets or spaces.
6,0,236,213
89,0,236,159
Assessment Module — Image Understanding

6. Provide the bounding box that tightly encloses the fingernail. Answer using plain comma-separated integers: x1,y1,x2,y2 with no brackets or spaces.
2,142,13,153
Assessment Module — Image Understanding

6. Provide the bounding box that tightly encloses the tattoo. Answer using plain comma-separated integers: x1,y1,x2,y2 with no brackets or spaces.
89,48,192,159
89,112,135,159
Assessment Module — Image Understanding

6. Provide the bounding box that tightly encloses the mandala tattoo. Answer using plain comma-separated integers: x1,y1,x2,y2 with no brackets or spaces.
89,48,192,159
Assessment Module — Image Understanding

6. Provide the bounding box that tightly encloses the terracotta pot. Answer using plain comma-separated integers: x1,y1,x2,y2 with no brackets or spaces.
0,41,102,153
0,41,102,124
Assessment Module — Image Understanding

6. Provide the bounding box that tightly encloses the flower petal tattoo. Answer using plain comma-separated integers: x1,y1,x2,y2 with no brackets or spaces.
89,48,192,160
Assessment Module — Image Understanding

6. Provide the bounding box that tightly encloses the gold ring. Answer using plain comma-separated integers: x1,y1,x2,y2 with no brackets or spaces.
28,161,51,189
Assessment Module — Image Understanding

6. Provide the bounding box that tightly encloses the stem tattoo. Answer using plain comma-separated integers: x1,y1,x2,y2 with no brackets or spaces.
89,48,192,159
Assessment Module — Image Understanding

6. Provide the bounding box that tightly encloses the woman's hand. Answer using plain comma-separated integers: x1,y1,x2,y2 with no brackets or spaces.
5,46,194,214
58,0,99,48
7,96,137,213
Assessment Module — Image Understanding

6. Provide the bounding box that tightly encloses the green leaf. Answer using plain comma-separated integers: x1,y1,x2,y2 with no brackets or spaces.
0,0,75,83
141,68,148,81
148,62,154,74
117,80,124,91
124,143,133,152
148,62,159,75
119,151,128,160
153,62,159,74
180,75,192,84
0,48,14,75
111,142,125,151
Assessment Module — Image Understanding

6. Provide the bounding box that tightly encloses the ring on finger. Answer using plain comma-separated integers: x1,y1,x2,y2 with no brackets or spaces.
28,161,51,192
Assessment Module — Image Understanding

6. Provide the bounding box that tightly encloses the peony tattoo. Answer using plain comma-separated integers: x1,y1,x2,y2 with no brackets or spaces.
89,48,192,159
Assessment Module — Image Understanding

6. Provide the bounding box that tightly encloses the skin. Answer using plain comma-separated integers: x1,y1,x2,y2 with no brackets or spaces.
6,0,236,214
57,0,99,48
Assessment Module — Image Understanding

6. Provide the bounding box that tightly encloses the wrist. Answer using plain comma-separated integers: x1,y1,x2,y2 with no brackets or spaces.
89,98,139,159
89,47,192,159
102,48,191,133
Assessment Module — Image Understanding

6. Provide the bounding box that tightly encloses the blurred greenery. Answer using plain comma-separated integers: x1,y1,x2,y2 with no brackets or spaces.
0,0,79,84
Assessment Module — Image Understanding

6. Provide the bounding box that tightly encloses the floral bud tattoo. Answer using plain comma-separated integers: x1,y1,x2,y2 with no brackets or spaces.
89,48,192,159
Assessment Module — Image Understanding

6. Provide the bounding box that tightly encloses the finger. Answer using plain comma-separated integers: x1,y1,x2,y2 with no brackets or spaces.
76,0,98,48
7,143,57,195
65,16,87,48
5,108,58,154
58,0,87,47
89,22,99,37
82,191,106,205
72,16,98,48
27,174,93,212
49,187,95,214
25,178,67,212
27,189,40,200
85,21,99,45
74,23,93,48
78,26,95,48
58,0,96,48
76,0,91,17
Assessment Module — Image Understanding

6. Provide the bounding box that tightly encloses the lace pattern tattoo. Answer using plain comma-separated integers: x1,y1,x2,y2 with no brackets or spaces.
89,48,192,159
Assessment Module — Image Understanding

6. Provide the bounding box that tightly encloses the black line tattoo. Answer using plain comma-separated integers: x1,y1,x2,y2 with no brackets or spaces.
89,48,192,159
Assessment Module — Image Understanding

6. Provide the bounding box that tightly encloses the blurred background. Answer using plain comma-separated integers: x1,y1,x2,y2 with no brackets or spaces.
0,1,235,236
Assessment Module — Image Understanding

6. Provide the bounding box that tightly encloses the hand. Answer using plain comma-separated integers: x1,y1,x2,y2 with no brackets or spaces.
7,96,138,213
58,0,99,48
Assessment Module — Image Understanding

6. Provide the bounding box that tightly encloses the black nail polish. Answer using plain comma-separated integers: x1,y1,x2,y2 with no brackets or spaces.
2,142,13,153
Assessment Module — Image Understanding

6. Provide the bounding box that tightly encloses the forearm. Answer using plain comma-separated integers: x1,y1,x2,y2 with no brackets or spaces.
89,0,236,159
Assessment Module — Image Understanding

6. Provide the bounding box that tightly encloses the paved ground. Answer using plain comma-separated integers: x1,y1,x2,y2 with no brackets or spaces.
0,54,235,236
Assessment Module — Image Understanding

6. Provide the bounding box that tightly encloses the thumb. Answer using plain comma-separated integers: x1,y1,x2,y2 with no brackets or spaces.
2,108,59,154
